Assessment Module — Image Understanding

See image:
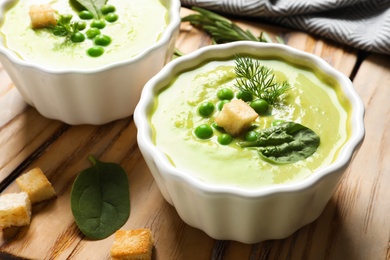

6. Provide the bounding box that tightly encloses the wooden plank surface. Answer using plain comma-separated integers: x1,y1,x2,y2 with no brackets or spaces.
0,7,389,260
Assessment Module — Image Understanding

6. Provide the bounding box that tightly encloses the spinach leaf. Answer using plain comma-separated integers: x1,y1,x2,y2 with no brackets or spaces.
71,155,130,240
240,122,320,164
75,0,107,19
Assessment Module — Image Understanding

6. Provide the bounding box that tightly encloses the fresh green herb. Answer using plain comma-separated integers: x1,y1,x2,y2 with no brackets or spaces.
50,15,81,41
181,7,277,44
71,155,130,240
239,122,320,164
75,0,107,19
234,56,290,105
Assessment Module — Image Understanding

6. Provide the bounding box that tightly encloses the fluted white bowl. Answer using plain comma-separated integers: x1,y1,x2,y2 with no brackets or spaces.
134,41,365,243
0,0,181,125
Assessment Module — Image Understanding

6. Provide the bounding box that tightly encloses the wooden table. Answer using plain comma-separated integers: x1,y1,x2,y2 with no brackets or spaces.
1,7,389,260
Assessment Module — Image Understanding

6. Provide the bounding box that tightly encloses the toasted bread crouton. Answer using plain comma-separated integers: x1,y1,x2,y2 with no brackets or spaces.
16,167,56,204
29,4,57,29
110,229,153,260
0,192,31,229
215,99,258,136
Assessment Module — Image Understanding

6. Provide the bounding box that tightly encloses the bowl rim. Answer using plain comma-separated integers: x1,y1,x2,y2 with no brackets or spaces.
134,41,365,198
0,0,181,74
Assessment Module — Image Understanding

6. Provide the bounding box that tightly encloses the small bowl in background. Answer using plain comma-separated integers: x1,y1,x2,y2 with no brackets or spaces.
134,41,365,243
0,0,181,125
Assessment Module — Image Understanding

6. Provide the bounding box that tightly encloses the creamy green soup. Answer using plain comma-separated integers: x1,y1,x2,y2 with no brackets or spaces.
151,57,351,189
0,0,167,69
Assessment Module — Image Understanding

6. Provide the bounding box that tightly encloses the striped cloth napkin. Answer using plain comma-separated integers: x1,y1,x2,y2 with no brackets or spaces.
180,0,390,55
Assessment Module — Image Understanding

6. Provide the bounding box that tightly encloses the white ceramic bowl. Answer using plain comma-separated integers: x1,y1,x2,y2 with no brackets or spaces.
0,0,181,125
134,41,365,243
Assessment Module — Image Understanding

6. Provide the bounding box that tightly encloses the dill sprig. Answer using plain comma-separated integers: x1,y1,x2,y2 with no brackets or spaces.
234,56,290,105
182,7,281,44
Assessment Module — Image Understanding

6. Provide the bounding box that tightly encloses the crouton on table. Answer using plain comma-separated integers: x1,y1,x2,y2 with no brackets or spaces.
0,192,32,229
16,167,56,204
110,229,154,260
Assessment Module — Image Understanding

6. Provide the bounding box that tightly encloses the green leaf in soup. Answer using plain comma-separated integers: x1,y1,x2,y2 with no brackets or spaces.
240,122,320,164
69,0,86,12
74,0,107,19
71,155,130,240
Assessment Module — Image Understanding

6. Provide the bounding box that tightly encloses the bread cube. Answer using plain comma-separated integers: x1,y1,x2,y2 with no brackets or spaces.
29,4,57,29
215,99,258,136
16,167,56,204
0,192,32,229
110,229,154,260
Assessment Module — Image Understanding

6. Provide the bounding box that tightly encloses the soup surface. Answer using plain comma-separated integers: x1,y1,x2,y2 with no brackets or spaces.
0,0,167,69
151,57,351,189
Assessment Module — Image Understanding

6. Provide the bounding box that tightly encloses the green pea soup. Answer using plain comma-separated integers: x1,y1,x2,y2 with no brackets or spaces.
150,56,352,189
0,0,168,69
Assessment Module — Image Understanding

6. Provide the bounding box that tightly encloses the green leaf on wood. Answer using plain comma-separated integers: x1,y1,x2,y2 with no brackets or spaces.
71,155,130,240
240,122,320,164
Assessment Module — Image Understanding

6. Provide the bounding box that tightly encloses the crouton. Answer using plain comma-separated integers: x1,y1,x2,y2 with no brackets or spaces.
110,229,154,260
29,4,57,29
0,192,32,229
16,167,56,204
215,99,258,136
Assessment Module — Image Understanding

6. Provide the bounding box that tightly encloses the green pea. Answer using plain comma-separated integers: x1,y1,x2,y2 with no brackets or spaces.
105,13,118,23
70,32,85,43
198,102,215,117
272,119,285,126
94,34,112,46
218,133,233,145
76,21,87,31
87,46,104,57
217,100,230,111
194,124,213,139
91,19,106,29
101,5,116,14
211,122,225,132
217,88,234,100
245,131,258,142
79,10,94,20
250,99,269,114
236,90,253,102
86,28,101,39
